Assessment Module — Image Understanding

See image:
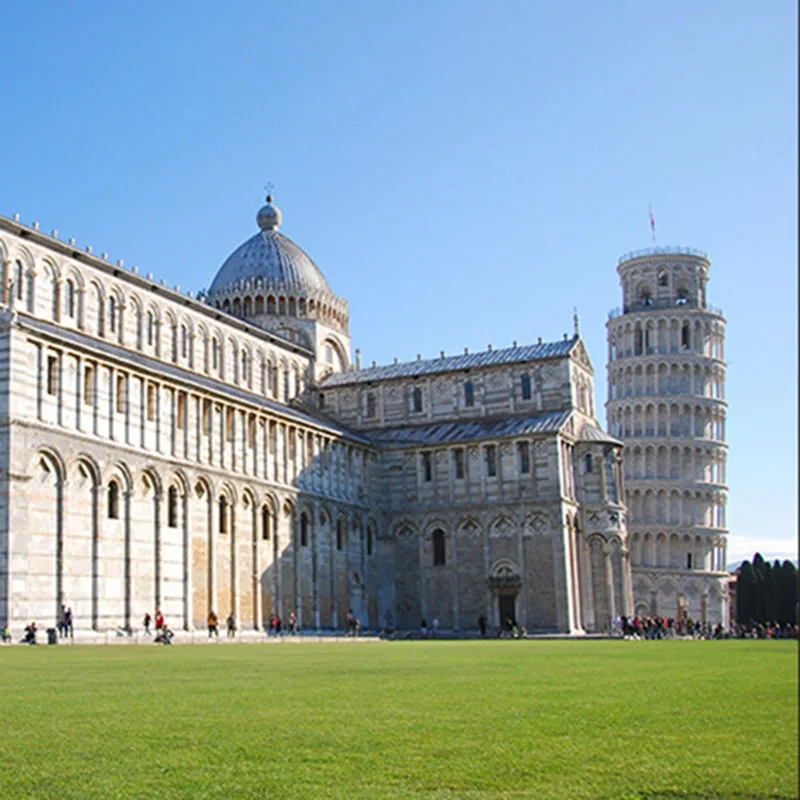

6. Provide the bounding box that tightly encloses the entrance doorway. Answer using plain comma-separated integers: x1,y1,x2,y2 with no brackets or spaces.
498,594,516,630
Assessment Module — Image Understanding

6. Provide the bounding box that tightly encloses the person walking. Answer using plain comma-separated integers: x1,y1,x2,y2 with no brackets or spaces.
226,613,236,639
143,612,152,636
208,610,219,638
288,612,297,635
57,604,67,639
478,614,487,637
65,607,74,641
155,609,165,635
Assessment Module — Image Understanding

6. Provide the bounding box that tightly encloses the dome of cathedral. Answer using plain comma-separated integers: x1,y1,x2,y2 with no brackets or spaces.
208,197,330,295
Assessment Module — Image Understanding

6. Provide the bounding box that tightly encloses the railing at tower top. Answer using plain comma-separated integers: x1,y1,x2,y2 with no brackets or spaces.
608,301,724,320
618,246,709,265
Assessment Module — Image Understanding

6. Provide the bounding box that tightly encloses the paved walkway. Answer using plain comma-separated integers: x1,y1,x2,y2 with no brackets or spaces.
3,629,615,646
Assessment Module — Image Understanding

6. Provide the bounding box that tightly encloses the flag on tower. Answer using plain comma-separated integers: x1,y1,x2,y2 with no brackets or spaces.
649,205,656,243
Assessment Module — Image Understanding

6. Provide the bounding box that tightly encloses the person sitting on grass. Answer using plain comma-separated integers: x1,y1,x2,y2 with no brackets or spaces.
154,624,174,645
22,621,37,645
1,623,11,643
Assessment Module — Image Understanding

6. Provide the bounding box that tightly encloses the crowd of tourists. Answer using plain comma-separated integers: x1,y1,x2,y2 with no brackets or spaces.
729,621,798,639
613,614,798,640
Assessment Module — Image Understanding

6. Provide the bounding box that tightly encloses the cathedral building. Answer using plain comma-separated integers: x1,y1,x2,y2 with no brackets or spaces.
606,247,729,626
0,195,631,635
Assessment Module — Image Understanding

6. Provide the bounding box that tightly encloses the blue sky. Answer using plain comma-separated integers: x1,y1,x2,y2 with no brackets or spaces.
1,2,796,563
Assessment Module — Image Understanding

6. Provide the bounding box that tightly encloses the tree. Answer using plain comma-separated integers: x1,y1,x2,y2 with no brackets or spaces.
736,560,756,624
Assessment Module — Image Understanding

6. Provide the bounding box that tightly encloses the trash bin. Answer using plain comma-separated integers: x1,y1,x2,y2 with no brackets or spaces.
46,628,57,645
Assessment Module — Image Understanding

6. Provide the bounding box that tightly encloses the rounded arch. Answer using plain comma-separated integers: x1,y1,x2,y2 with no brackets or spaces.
30,446,67,484
138,467,163,499
68,453,102,487
423,518,450,538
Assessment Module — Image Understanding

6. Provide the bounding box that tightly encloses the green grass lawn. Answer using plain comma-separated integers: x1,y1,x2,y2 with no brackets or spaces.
0,640,796,799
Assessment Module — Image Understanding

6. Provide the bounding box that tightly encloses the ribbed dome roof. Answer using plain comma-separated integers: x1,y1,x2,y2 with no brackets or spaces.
209,198,330,295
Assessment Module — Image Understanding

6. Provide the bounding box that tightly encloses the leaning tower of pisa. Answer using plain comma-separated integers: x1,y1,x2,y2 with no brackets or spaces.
606,246,729,627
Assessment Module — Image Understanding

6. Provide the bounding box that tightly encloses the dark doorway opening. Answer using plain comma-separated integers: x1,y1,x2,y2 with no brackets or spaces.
498,594,516,630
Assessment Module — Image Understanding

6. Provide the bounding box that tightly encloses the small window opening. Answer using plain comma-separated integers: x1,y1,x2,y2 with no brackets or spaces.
422,452,433,482
167,486,179,528
177,393,186,429
218,497,228,534
453,448,465,480
365,392,376,418
485,445,497,477
519,442,530,474
146,384,156,421
336,520,344,551
65,280,76,318
412,386,423,413
46,356,58,395
300,514,309,547
464,381,475,408
107,481,120,519
585,453,593,473
432,529,446,566
521,373,532,401
83,366,94,405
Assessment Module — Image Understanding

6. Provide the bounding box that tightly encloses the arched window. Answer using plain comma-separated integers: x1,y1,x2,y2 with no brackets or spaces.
639,287,653,306
96,292,104,336
218,497,228,534
634,328,643,356
107,481,120,519
300,513,309,547
171,326,178,362
412,386,423,413
367,527,373,556
681,323,691,350
15,261,24,301
585,453,593,473
243,297,252,317
242,351,249,383
676,287,689,305
521,373,532,401
658,271,669,287
262,506,270,540
212,338,219,371
336,519,344,551
108,297,117,333
422,452,432,482
432,529,446,566
464,381,474,408
65,280,75,318
147,312,155,346
181,325,188,358
167,486,178,528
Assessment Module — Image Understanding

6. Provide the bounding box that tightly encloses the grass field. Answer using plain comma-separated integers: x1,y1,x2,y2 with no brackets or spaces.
0,640,796,799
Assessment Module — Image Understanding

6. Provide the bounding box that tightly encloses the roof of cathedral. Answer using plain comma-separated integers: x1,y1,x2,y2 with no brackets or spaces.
364,410,572,449
208,197,331,296
321,337,579,388
579,422,623,446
